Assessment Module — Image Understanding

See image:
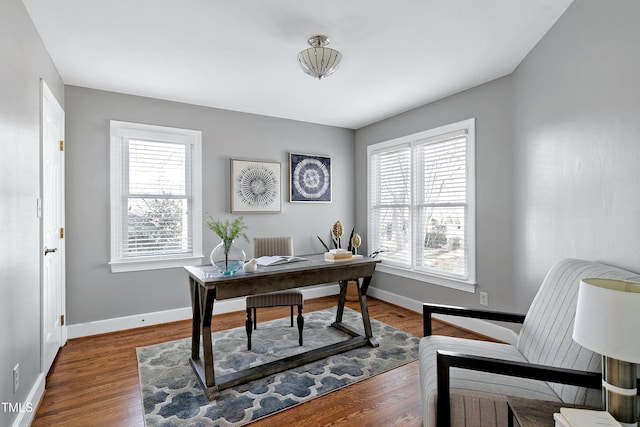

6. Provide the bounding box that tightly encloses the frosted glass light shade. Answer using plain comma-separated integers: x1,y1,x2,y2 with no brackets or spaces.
297,35,342,80
572,278,640,363
297,47,342,79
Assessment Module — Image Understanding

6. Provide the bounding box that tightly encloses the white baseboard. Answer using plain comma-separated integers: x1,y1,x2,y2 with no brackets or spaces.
10,372,44,427
66,283,517,344
67,306,193,339
67,284,339,339
368,287,519,345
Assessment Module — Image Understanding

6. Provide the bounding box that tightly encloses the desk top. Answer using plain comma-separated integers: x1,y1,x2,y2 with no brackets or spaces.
185,253,380,300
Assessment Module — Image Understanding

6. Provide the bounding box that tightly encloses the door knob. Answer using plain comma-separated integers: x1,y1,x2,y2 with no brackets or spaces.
44,247,58,255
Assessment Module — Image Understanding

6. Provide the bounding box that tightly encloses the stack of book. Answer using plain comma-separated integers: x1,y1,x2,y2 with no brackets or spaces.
324,249,353,262
553,408,620,427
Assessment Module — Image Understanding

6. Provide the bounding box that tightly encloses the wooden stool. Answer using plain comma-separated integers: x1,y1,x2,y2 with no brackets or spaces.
246,237,305,351
245,289,304,351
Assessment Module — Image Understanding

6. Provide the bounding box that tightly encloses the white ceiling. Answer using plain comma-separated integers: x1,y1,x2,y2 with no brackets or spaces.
23,0,573,129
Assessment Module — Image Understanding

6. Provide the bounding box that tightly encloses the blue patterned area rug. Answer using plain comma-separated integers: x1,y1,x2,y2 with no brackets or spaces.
137,307,419,427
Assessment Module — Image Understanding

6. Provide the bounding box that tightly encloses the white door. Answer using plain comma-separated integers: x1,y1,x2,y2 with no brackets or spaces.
42,81,65,374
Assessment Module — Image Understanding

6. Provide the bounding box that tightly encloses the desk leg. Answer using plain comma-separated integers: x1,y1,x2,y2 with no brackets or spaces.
332,277,379,348
336,280,348,323
189,282,218,397
200,287,215,387
358,276,378,347
189,278,201,359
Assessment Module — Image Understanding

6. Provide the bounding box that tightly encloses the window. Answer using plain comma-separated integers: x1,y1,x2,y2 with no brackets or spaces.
367,119,476,292
110,121,203,272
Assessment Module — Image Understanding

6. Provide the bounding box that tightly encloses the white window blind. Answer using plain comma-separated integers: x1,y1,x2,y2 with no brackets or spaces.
414,131,469,277
110,121,203,272
368,119,476,291
370,145,411,266
125,140,192,257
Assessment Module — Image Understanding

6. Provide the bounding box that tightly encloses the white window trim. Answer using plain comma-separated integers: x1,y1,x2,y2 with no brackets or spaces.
109,120,203,273
367,118,476,293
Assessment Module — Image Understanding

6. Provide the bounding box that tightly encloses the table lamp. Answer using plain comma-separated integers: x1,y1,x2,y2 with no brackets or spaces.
573,278,640,427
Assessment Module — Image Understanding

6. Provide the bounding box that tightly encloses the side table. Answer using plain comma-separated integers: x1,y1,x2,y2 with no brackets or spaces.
507,397,594,427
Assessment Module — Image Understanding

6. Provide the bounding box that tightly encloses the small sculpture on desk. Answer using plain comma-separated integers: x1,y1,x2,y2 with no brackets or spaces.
317,221,361,256
332,220,344,248
351,233,361,255
243,258,258,273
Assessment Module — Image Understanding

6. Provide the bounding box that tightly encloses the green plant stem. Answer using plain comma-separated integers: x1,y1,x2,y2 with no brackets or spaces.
206,215,248,256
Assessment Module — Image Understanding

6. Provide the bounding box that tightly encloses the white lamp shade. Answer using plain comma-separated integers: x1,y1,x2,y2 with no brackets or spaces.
572,278,640,363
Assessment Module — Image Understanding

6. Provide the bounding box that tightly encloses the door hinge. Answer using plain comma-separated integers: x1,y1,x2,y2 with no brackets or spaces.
59,140,64,151
60,227,64,239
60,315,65,326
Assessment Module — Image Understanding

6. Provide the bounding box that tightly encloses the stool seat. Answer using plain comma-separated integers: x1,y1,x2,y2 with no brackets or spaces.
246,289,303,308
245,289,304,351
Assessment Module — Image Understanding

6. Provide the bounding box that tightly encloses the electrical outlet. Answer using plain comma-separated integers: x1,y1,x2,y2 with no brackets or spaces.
479,292,489,306
13,364,19,393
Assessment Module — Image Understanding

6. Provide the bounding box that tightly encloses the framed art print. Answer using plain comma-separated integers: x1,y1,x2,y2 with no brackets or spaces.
289,153,331,203
231,159,281,213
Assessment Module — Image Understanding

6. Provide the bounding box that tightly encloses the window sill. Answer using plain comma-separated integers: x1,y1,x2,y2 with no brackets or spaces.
110,255,204,273
375,263,477,293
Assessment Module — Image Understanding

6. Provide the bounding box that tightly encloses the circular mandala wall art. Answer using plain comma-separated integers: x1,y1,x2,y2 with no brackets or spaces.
231,159,281,213
289,153,331,202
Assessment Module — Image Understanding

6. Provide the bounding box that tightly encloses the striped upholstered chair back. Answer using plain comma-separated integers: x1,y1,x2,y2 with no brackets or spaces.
516,258,640,406
254,236,294,258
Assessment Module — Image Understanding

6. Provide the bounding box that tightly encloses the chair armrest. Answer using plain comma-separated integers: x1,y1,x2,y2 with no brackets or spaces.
435,350,602,427
423,302,526,336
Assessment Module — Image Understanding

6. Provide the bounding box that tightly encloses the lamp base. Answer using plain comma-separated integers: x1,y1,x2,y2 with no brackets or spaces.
602,356,638,426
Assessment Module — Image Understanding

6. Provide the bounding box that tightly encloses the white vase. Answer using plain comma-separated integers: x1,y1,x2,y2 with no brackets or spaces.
210,239,246,276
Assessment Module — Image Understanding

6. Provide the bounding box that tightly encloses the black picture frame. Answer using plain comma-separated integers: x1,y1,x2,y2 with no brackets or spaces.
289,153,331,203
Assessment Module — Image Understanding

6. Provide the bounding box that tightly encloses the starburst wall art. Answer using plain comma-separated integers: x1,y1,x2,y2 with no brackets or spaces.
289,153,331,203
231,159,281,213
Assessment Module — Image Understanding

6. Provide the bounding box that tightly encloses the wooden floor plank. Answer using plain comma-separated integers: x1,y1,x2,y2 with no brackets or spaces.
32,296,492,427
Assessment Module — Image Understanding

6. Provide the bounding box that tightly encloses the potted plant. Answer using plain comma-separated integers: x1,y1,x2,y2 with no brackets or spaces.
206,215,249,276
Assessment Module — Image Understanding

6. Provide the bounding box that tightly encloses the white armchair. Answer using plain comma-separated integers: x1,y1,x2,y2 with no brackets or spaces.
419,258,640,427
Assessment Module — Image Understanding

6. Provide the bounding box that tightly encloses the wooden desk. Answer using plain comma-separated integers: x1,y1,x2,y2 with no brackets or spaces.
185,253,381,399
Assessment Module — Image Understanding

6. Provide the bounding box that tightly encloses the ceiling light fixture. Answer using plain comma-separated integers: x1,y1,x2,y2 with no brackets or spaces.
297,35,342,80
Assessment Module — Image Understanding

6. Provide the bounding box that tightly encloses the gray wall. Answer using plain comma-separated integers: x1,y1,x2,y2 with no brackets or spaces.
511,0,640,309
355,77,515,311
0,0,64,425
64,86,355,324
356,0,640,314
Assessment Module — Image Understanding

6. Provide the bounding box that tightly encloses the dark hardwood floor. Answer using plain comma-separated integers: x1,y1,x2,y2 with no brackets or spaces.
32,296,490,427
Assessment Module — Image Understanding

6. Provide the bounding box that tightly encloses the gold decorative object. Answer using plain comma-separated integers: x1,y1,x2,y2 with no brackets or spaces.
332,220,343,240
332,220,344,249
351,233,361,255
